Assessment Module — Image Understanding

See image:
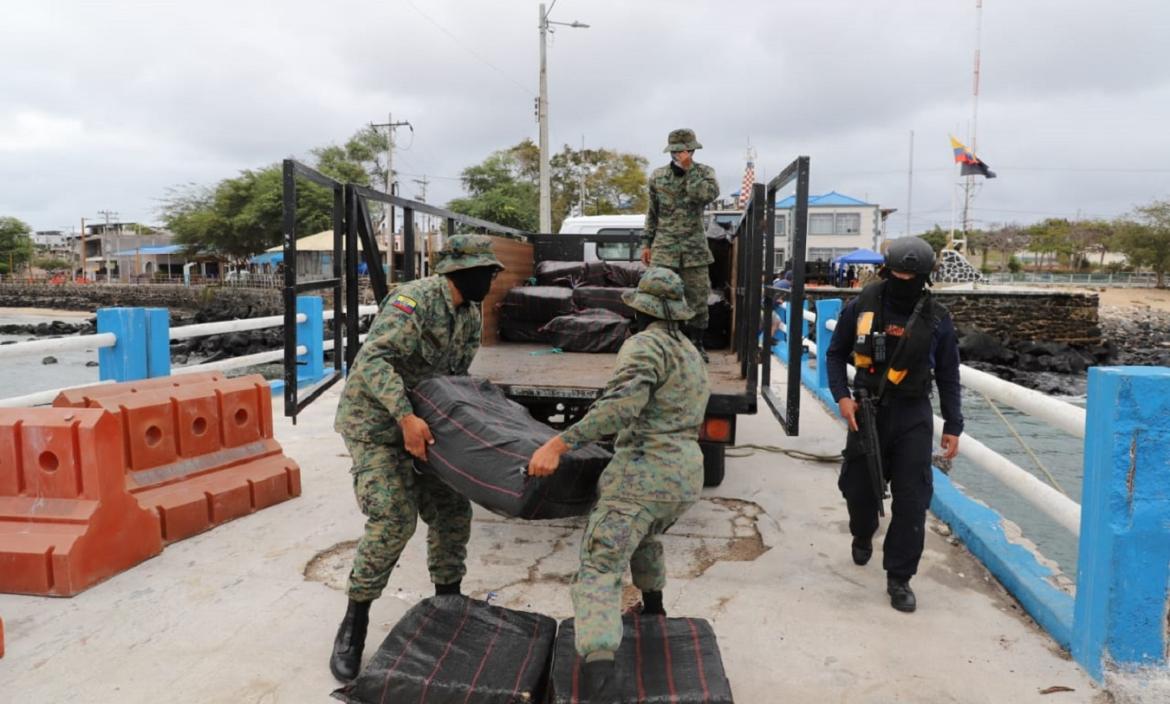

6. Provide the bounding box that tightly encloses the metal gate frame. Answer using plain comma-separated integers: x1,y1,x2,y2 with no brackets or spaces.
761,156,811,436
281,161,525,422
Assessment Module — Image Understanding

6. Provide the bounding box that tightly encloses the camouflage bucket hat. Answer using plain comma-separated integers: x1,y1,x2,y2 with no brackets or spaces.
663,128,702,153
434,234,505,274
621,267,694,321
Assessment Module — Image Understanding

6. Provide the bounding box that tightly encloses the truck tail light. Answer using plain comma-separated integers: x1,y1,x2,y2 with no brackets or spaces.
700,416,732,443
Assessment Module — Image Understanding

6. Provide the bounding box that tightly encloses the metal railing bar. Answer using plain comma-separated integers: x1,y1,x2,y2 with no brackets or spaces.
169,315,306,340
0,332,117,360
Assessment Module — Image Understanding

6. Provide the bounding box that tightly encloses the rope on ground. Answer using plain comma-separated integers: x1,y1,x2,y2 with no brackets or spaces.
727,444,842,463
980,391,1069,497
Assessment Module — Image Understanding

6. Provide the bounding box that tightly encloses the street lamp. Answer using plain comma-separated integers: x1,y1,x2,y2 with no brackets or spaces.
538,1,588,233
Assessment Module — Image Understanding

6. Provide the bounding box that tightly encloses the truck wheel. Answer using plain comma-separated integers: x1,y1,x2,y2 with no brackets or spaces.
701,442,725,487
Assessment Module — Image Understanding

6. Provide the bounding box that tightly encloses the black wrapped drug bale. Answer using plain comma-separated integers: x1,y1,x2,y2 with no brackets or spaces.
499,317,552,343
535,260,589,287
500,286,575,324
704,289,732,350
571,286,637,319
604,260,647,288
333,596,557,704
542,309,630,353
549,615,734,703
410,376,611,519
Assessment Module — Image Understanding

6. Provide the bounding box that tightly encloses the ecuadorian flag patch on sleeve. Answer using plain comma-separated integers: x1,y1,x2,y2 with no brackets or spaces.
390,294,418,315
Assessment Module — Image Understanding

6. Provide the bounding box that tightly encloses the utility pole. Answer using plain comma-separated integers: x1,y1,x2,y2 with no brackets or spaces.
413,176,431,234
538,2,589,233
370,114,412,235
97,210,118,282
959,0,984,250
79,216,87,281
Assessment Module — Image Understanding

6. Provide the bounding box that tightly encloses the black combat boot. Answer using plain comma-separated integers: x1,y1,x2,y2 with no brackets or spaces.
640,590,666,616
887,577,917,613
434,580,462,596
851,536,873,566
582,652,619,701
330,598,371,681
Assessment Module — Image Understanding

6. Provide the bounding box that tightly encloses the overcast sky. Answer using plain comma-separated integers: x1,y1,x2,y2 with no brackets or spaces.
2,0,1168,236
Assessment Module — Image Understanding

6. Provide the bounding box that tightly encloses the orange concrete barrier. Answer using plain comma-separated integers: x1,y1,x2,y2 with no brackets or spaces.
0,408,163,596
55,374,301,543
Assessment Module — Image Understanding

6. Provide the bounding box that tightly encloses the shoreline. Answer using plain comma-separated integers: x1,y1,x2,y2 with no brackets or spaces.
0,306,96,319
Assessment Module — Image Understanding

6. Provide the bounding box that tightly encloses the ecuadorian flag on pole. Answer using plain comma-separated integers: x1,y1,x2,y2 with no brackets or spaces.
949,135,996,179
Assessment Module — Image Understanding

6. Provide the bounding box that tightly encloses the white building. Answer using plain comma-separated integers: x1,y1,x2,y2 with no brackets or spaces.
774,191,893,272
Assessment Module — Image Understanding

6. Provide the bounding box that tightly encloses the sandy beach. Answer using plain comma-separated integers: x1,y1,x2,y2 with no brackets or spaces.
0,307,94,319
1096,286,1170,313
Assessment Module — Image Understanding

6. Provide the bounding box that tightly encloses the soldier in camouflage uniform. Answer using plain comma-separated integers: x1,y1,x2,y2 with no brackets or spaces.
642,128,720,361
528,267,711,699
328,234,504,682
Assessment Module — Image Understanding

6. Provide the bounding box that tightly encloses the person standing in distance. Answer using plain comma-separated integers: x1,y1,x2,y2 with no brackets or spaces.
528,267,711,699
328,235,504,681
825,236,963,613
642,128,720,361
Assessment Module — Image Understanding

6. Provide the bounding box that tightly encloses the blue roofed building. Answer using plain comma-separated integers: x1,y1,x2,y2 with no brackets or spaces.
771,191,894,272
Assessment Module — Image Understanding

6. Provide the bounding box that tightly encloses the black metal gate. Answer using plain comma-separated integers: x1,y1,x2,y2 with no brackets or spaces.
281,159,524,422
760,156,811,435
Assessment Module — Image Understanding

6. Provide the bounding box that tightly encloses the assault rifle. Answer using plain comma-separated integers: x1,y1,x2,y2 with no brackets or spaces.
855,389,886,517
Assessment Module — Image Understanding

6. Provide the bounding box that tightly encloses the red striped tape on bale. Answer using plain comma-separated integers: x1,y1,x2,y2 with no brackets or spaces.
500,286,576,325
409,376,612,520
542,309,631,354
332,596,557,704
550,615,734,703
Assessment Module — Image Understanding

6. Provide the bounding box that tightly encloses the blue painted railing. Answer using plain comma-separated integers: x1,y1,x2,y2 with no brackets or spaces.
777,297,1170,682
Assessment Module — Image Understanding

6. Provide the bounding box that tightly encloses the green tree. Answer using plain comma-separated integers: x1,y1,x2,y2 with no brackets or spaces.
550,146,648,228
446,141,541,232
160,126,384,261
917,225,949,253
447,140,649,233
1025,218,1074,271
982,224,1029,271
0,216,34,275
1116,199,1170,287
33,256,73,271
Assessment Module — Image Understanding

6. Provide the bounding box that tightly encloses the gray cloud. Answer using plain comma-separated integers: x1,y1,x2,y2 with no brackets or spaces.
1,0,1168,233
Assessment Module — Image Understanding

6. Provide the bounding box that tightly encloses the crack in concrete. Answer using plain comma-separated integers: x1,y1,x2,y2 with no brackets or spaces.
480,528,579,596
684,497,773,578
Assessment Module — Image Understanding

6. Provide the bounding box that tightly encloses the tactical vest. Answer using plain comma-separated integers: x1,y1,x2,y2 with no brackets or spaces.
851,281,946,399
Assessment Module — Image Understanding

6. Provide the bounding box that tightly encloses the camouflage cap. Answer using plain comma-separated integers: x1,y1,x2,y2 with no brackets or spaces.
621,267,694,321
663,128,702,153
434,234,505,274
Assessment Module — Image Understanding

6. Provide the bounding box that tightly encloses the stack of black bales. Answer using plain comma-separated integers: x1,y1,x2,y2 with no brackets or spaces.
498,260,646,353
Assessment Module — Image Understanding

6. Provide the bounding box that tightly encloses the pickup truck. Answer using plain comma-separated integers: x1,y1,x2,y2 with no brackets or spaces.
467,215,765,488
279,160,770,488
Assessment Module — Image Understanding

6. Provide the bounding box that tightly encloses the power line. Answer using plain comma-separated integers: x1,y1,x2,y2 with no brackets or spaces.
402,0,532,98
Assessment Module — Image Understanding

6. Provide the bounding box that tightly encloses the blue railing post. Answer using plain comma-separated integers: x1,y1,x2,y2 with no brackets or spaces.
776,302,789,364
1072,366,1170,681
97,307,170,382
146,308,170,378
815,299,842,391
296,296,325,383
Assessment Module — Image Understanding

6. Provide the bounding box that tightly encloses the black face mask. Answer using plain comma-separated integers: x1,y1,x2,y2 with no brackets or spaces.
630,311,657,333
448,267,496,303
885,274,926,314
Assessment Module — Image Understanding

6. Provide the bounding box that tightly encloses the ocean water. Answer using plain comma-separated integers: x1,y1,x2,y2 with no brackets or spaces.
940,388,1083,576
0,309,102,397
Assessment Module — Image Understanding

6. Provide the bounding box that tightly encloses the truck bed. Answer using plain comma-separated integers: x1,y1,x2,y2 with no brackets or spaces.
470,343,747,398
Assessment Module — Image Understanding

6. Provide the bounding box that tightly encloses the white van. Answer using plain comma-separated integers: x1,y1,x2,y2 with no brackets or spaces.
557,214,645,262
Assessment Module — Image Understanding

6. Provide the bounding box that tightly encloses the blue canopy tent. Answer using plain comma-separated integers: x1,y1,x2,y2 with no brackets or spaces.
832,248,884,265
250,251,284,266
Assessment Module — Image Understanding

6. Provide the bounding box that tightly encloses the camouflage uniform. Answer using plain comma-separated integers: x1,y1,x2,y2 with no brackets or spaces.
334,235,501,602
643,128,720,331
559,268,711,656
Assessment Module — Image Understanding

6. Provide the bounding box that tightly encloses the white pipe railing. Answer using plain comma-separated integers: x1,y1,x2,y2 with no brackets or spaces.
932,415,1081,535
172,346,307,375
0,332,117,361
169,314,305,340
323,305,378,321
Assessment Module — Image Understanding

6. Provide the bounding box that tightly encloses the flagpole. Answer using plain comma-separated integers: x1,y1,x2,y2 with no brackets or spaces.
961,0,984,245
906,130,914,237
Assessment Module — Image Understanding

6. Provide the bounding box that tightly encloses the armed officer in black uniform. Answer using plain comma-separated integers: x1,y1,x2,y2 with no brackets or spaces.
825,237,963,613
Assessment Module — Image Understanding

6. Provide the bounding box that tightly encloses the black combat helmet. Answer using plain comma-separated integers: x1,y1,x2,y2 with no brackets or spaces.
884,237,935,276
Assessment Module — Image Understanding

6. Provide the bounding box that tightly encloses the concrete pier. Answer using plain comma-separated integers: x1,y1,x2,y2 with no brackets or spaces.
0,383,1103,702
